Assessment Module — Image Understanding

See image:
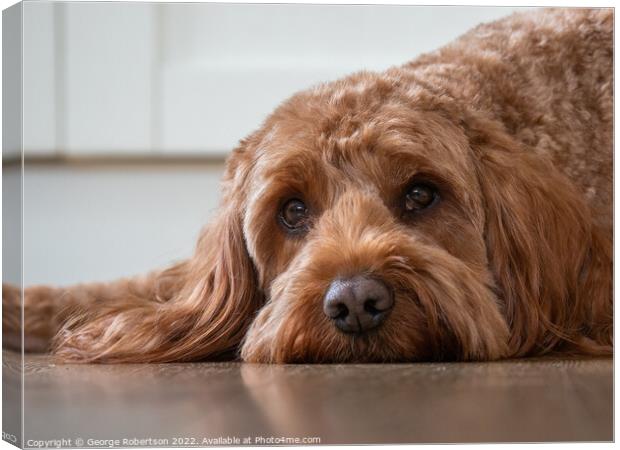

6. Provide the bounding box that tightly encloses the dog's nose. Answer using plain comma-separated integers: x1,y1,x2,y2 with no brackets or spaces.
323,276,393,333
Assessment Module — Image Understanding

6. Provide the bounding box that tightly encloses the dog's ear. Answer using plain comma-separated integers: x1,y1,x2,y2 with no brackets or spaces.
161,199,262,361
464,114,612,356
53,141,263,362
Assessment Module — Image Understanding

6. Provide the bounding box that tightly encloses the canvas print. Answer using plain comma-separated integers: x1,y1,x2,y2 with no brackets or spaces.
2,2,613,447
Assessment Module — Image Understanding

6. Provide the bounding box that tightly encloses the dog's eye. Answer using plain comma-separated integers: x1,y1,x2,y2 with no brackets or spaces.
405,183,437,211
280,199,309,230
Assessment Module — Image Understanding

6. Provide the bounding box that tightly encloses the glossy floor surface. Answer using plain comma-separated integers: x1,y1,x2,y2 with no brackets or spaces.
3,351,613,446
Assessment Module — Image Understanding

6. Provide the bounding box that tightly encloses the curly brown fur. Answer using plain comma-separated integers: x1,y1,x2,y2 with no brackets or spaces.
3,8,612,363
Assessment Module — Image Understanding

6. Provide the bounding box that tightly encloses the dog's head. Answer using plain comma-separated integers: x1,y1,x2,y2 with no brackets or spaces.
193,72,607,363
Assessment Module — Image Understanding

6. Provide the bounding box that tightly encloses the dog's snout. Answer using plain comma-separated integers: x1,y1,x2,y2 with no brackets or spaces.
323,276,393,333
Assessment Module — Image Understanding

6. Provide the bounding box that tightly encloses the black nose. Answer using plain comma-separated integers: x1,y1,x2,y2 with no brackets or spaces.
323,276,393,333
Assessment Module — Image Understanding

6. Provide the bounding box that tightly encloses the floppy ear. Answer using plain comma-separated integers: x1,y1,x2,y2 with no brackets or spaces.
465,115,612,356
152,201,262,362
53,145,263,363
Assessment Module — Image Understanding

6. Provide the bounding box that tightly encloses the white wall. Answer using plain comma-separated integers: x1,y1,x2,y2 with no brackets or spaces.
21,163,224,286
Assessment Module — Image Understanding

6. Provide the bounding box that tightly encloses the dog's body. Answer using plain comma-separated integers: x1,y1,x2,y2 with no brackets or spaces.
3,8,613,363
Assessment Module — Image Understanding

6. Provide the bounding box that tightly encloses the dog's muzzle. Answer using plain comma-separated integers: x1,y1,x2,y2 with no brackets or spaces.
323,276,393,333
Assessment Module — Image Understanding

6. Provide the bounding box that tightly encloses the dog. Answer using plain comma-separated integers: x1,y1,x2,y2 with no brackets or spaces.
3,8,613,363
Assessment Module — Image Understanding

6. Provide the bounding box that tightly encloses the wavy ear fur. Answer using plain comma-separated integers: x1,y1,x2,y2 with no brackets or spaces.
465,116,612,356
53,146,262,363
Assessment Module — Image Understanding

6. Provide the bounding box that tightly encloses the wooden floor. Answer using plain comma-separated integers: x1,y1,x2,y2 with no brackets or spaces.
2,351,613,446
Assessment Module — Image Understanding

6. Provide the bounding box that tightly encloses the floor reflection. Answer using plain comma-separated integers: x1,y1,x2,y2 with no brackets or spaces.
4,351,611,445
239,359,613,443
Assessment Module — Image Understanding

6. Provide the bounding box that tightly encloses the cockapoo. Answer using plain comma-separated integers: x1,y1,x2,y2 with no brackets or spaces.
3,8,612,363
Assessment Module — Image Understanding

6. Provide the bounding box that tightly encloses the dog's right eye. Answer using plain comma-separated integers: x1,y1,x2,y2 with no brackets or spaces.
404,183,438,212
280,199,309,231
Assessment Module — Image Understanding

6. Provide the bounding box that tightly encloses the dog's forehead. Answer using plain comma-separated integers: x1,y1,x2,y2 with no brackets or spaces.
250,85,473,189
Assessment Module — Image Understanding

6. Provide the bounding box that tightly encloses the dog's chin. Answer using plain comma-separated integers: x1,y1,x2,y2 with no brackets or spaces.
240,259,510,364
240,297,428,364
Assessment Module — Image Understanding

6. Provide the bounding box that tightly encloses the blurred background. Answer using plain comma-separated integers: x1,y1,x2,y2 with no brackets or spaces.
4,3,529,286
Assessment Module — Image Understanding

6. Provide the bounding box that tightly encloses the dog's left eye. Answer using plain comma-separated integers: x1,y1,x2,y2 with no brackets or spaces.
280,198,309,231
405,183,438,211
